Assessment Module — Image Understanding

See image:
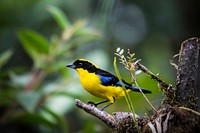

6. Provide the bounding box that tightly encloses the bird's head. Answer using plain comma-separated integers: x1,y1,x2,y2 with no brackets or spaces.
66,59,99,73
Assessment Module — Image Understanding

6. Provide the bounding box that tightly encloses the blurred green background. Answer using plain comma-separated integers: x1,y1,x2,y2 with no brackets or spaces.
0,0,200,132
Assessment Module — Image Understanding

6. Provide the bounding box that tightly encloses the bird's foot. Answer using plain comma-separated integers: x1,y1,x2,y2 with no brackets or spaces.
87,101,113,111
99,103,113,111
87,101,97,107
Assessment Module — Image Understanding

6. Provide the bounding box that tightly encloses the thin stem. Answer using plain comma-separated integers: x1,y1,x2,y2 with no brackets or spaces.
116,49,158,114
128,59,158,113
131,72,158,114
113,57,137,124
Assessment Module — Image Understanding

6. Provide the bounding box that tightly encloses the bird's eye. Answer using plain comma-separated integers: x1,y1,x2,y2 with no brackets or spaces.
78,62,83,66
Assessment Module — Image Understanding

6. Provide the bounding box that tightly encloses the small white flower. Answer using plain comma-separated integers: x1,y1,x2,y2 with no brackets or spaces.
116,47,121,53
119,49,124,55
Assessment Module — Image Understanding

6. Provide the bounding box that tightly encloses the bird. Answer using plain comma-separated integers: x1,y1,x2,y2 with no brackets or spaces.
66,59,151,110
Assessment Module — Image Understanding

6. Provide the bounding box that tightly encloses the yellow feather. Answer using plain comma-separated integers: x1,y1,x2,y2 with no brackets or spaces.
75,68,130,103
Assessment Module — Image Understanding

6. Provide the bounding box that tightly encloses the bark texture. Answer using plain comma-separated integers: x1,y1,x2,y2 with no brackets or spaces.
176,38,199,110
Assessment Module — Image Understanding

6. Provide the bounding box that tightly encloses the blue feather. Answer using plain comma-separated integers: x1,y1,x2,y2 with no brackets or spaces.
97,74,151,93
97,74,113,84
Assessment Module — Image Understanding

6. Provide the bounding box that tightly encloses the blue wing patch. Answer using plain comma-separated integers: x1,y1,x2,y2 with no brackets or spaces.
97,74,113,85
97,74,129,88
96,71,152,93
97,74,128,87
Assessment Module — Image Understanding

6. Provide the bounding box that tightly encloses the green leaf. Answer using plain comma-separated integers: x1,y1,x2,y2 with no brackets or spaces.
48,6,70,30
74,27,101,38
18,29,49,57
16,91,41,112
0,49,13,69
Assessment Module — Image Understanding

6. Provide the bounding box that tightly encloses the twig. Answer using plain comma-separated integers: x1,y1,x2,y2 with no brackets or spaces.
133,78,158,114
136,63,176,103
170,54,179,70
127,50,158,114
178,106,200,116
136,63,174,92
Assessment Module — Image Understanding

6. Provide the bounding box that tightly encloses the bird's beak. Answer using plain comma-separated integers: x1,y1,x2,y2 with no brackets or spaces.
66,64,76,69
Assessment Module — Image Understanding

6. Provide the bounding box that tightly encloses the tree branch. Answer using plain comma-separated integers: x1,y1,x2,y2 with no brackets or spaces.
136,63,176,105
75,99,143,132
75,99,116,128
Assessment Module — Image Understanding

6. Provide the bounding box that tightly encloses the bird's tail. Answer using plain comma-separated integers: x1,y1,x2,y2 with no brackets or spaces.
131,86,151,94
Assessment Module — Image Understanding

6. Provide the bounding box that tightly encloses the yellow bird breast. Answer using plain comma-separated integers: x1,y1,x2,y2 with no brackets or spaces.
76,68,129,103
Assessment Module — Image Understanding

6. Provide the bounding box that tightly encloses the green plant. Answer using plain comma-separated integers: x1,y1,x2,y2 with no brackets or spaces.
0,6,101,133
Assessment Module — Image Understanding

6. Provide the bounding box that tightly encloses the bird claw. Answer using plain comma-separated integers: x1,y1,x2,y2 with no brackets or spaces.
87,101,97,106
87,101,105,111
99,108,104,111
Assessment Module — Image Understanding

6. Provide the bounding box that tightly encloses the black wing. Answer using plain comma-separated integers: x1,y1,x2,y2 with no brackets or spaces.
96,69,151,93
95,69,119,86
